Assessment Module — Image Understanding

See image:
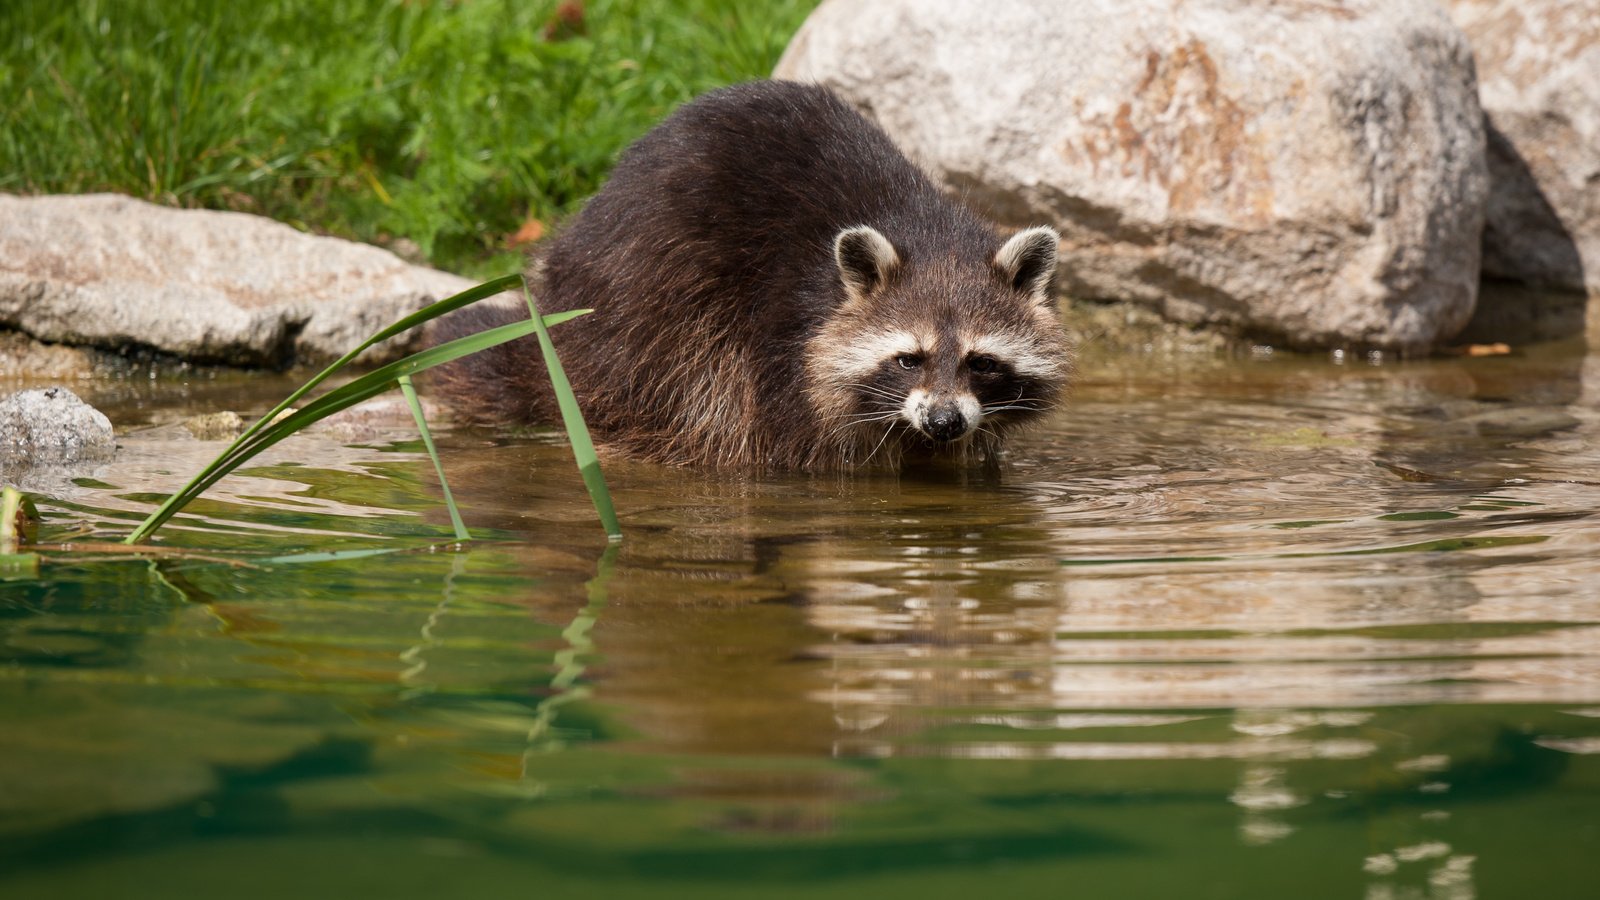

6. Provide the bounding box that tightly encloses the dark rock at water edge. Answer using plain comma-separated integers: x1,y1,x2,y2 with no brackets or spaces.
1445,1,1600,298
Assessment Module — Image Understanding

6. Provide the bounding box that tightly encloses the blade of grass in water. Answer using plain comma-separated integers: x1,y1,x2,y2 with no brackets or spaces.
125,273,523,545
125,319,541,542
397,373,467,542
2,486,35,549
239,273,527,447
1,486,41,576
123,277,605,544
522,284,622,541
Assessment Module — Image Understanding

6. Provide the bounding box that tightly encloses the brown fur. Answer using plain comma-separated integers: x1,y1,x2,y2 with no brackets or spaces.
432,81,1069,470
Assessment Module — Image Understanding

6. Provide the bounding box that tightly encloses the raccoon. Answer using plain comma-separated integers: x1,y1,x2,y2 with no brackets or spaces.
433,80,1069,470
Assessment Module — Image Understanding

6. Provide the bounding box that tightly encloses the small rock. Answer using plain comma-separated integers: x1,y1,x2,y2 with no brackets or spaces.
182,411,246,441
0,386,115,467
1457,406,1580,437
315,394,442,443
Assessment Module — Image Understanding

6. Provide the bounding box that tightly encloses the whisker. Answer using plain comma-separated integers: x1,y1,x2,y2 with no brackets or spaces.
982,399,1051,409
829,415,900,438
981,403,1054,415
863,420,900,463
982,392,1056,412
830,410,902,429
843,383,907,403
840,405,903,418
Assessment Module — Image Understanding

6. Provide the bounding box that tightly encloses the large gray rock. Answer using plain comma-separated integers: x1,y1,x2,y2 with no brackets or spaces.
0,386,114,468
0,194,473,365
776,0,1488,352
1445,0,1600,297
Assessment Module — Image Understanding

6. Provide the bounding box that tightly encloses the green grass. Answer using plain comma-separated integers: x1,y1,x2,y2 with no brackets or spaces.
0,0,818,278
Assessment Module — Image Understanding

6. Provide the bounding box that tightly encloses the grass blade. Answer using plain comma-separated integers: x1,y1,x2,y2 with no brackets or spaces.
3,486,39,549
125,307,589,543
124,274,525,545
248,273,527,438
123,269,617,545
1,486,41,576
521,284,621,541
398,373,468,542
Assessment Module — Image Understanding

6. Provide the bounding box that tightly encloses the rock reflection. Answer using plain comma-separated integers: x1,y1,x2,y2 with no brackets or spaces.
805,520,1575,753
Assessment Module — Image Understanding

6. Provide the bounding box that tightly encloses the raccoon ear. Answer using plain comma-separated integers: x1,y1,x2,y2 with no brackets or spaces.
834,226,900,303
994,226,1060,303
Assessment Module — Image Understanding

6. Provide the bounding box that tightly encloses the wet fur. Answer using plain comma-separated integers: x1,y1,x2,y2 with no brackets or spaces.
433,81,1069,470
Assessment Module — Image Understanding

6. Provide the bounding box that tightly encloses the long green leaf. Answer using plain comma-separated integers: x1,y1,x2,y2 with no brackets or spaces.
125,310,589,543
398,373,468,542
125,275,524,544
522,285,621,540
2,486,38,550
259,276,526,438
2,486,41,575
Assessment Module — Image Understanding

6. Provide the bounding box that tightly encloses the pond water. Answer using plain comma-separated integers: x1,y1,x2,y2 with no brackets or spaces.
3,334,1599,898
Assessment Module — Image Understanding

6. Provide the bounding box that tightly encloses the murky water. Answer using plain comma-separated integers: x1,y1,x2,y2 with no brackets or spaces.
3,337,1599,898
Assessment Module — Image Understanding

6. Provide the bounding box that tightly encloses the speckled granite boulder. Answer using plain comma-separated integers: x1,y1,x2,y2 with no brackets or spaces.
776,0,1488,352
0,386,114,468
0,193,473,366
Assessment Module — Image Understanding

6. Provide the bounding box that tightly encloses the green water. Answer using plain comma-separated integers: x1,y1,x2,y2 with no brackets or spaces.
3,341,1599,898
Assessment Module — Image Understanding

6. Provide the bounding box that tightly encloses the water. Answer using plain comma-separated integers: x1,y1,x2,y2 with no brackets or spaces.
3,338,1599,898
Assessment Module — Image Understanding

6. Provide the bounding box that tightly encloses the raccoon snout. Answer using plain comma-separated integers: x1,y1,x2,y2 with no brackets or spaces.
924,406,968,442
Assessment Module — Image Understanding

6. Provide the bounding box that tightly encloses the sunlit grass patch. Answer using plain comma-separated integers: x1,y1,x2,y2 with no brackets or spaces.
0,0,818,277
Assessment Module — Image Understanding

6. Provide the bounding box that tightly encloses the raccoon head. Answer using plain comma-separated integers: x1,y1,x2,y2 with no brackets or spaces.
807,224,1070,464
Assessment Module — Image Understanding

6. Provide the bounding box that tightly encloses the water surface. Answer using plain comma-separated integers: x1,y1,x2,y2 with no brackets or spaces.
3,339,1598,898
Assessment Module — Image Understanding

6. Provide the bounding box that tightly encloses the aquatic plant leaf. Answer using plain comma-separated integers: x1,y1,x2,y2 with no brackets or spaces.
521,284,622,541
123,277,600,544
1,486,39,550
253,273,529,436
123,275,523,544
398,374,468,542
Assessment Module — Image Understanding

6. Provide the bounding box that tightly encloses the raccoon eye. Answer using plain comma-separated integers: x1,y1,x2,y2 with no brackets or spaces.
895,354,922,370
968,355,1000,374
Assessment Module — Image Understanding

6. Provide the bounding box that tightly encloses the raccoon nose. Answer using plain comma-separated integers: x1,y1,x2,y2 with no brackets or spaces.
926,407,967,442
